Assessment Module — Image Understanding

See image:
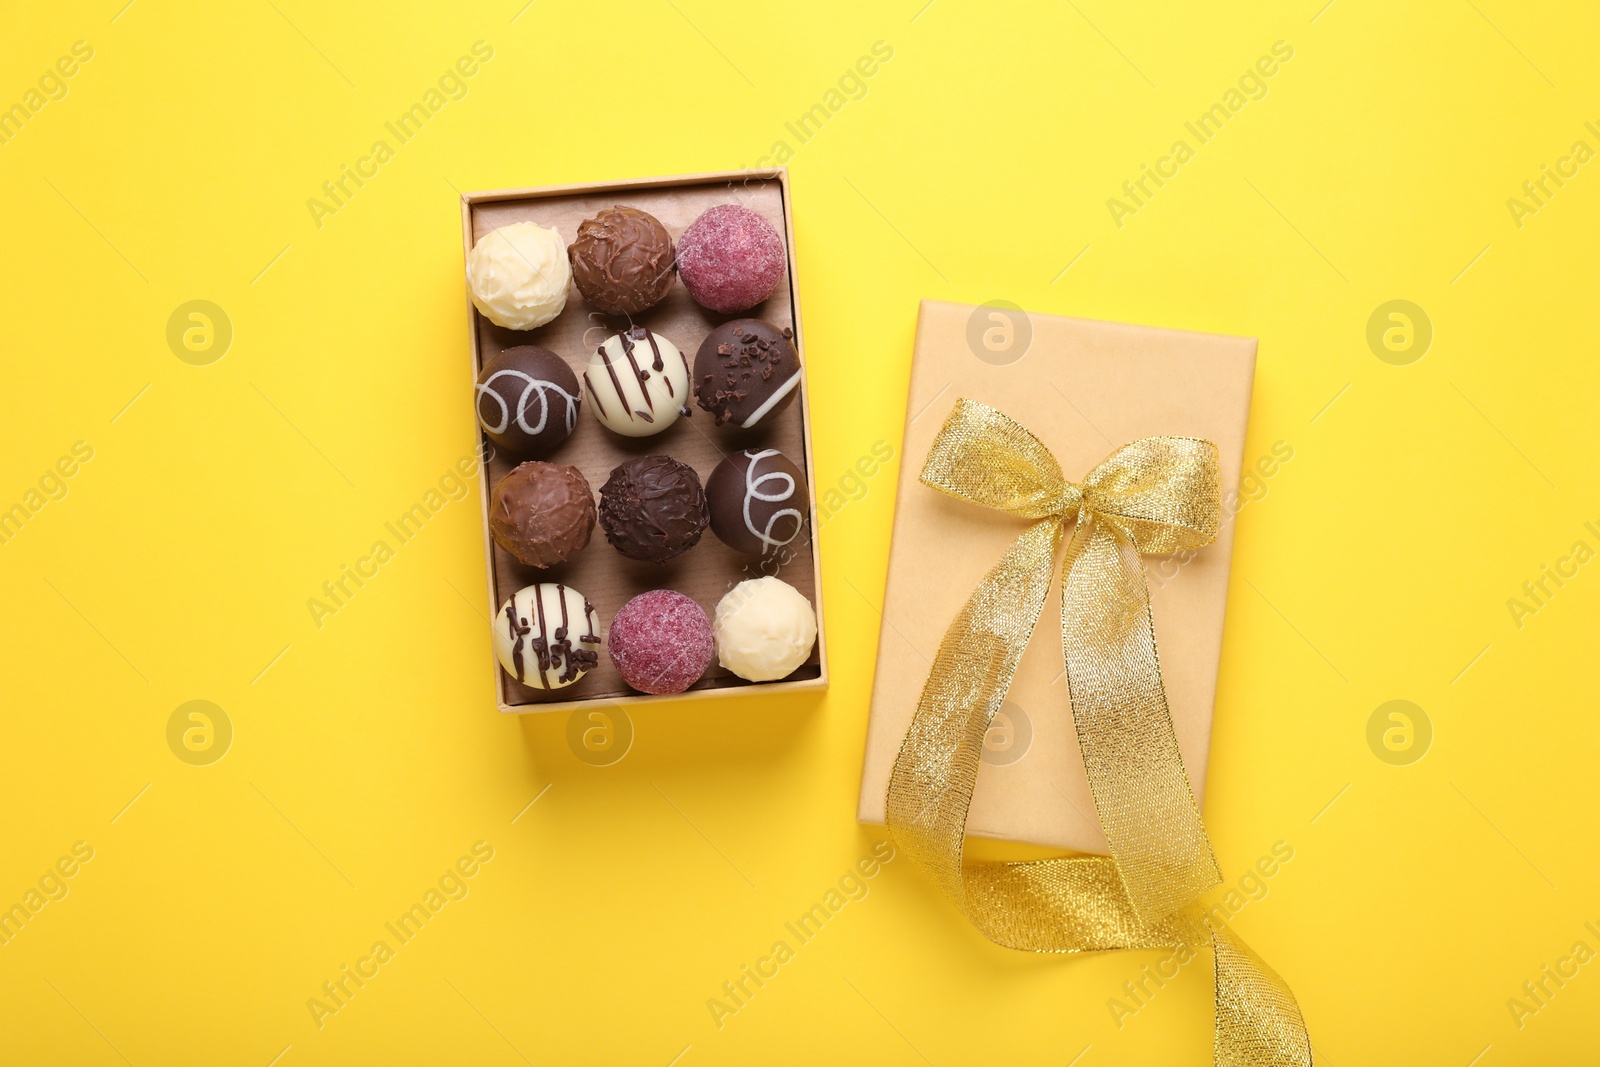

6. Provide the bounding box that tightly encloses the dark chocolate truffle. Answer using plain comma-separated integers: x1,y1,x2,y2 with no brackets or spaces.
569,206,677,316
598,455,709,564
706,448,809,557
693,319,802,430
475,346,582,456
676,204,786,314
608,590,714,694
489,462,596,568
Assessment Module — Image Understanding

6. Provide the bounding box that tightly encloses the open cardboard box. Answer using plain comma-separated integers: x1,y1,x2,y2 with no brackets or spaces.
459,169,827,714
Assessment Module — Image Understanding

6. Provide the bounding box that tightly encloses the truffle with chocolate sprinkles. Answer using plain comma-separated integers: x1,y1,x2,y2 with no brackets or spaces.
693,319,802,430
598,455,709,564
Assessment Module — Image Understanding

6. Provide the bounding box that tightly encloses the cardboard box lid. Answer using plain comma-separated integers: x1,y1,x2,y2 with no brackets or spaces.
858,300,1256,853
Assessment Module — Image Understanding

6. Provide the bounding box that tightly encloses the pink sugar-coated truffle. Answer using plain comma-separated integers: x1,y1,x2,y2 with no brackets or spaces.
675,204,786,315
608,590,715,695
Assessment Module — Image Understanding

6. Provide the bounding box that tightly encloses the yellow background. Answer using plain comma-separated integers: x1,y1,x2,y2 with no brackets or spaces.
2,0,1597,1063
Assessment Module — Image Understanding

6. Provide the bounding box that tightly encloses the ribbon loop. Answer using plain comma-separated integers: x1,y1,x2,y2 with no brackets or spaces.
1079,436,1221,554
888,398,1311,1066
920,399,1071,519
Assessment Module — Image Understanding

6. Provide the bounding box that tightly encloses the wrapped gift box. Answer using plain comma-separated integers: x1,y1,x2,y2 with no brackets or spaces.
857,299,1256,853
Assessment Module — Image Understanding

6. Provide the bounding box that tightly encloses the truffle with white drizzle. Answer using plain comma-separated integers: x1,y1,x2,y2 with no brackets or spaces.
581,326,691,437
706,448,808,557
493,583,602,690
474,346,581,456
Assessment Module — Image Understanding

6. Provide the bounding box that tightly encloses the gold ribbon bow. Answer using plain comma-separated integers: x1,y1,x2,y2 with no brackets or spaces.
887,399,1311,1066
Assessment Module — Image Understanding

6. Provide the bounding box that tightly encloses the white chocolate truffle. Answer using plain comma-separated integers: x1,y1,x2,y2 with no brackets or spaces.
581,326,691,437
713,577,816,682
493,583,602,690
467,222,571,330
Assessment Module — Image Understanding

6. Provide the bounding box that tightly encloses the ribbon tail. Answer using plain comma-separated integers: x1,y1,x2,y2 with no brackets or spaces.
1060,516,1222,920
1213,924,1315,1066
886,518,1062,906
963,854,1190,953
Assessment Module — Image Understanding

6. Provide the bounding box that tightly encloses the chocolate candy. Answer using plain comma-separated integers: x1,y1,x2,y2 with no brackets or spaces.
598,455,708,564
693,319,801,430
474,346,581,456
493,582,601,689
607,589,714,694
706,448,808,556
713,576,816,682
582,327,691,437
568,206,676,317
488,462,596,568
465,221,571,330
675,204,786,314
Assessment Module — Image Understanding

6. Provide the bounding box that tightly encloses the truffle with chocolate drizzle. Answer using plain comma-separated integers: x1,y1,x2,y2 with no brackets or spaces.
581,326,691,438
493,583,602,690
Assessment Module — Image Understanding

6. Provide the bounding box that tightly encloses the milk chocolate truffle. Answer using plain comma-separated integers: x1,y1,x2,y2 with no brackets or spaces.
598,455,708,564
607,590,715,694
693,319,801,429
493,582,601,689
568,206,676,316
713,576,817,682
474,346,581,456
489,462,596,568
676,204,786,314
707,448,808,556
466,221,571,330
582,327,692,437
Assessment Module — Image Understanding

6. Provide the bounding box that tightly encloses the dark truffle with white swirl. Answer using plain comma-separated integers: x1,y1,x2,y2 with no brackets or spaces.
474,346,581,456
706,449,808,557
693,319,801,430
582,327,691,438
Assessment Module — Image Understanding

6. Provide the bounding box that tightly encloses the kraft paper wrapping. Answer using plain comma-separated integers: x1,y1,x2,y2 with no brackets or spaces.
858,300,1256,853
